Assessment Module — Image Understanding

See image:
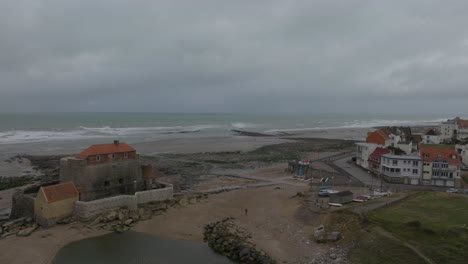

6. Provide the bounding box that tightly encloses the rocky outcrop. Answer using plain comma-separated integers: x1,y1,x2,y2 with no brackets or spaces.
313,225,342,243
0,217,38,237
203,218,275,264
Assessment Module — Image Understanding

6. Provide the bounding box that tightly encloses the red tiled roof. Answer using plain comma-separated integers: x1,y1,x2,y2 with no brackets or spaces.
369,147,391,159
419,145,461,165
41,182,79,203
458,119,468,129
77,142,135,158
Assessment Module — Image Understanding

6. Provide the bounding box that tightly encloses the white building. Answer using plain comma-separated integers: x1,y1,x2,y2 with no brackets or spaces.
457,120,468,140
455,144,468,165
440,119,458,141
355,142,378,170
422,128,441,144
420,145,461,187
380,154,422,185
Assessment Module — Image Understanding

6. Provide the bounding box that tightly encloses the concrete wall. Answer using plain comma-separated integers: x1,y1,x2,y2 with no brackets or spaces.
74,195,136,220
74,183,173,220
60,158,143,201
135,186,173,204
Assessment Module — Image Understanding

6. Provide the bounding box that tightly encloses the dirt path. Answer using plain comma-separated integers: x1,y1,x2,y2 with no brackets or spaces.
374,227,436,264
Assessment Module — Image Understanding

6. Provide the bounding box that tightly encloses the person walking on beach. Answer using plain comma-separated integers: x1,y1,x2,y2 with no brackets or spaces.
245,208,248,216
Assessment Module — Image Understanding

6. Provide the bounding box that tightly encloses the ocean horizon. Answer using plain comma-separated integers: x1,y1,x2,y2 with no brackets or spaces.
0,112,458,146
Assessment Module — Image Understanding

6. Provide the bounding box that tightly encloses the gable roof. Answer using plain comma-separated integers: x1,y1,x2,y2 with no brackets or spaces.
419,145,461,165
424,128,440,136
41,182,79,203
366,129,390,144
369,147,391,160
77,142,135,158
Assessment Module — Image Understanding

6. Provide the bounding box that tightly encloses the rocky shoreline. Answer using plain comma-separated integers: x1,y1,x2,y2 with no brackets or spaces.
204,217,275,264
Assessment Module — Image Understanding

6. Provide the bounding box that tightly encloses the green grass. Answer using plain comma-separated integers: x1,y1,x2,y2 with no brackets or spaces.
349,231,427,264
368,192,468,264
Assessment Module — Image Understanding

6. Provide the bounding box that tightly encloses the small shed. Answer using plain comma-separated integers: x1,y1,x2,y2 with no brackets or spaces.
329,191,354,204
34,182,79,227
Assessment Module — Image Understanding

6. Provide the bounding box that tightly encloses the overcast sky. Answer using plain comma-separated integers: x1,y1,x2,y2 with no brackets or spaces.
1,0,468,114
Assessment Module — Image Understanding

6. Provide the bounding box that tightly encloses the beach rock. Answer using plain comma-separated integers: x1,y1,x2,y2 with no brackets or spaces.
326,232,342,242
123,219,133,226
17,224,38,237
56,217,72,225
139,214,152,221
118,211,126,221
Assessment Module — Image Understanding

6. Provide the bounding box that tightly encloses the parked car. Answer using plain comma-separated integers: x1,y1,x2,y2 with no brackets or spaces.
446,188,458,193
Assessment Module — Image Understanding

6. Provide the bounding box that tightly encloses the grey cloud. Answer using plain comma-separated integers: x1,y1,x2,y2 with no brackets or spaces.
1,0,468,114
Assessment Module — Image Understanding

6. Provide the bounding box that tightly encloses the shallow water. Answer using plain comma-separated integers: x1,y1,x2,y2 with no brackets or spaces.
52,231,232,264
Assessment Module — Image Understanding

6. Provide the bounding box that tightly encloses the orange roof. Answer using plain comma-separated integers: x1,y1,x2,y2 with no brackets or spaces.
41,182,79,203
77,142,135,158
420,145,461,165
458,119,468,129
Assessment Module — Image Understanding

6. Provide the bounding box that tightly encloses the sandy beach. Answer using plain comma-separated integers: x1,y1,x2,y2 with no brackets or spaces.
0,129,363,264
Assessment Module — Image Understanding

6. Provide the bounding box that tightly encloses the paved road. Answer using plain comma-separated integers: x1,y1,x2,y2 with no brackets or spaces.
333,156,376,187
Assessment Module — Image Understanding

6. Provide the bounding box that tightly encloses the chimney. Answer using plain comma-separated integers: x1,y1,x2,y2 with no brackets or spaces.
114,140,120,145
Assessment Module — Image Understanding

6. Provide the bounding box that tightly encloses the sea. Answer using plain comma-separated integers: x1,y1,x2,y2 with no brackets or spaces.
0,112,454,156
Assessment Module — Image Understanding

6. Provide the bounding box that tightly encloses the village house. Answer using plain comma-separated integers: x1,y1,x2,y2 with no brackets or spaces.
420,145,461,187
422,128,441,144
34,182,79,227
455,144,468,166
457,119,468,140
368,147,391,174
380,154,422,185
440,118,458,141
355,142,379,170
60,140,144,201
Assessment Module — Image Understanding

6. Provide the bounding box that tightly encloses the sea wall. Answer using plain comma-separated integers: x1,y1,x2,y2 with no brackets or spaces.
135,186,173,204
74,183,173,220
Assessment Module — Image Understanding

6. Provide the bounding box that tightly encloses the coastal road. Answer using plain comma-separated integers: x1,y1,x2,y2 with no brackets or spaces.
332,157,376,187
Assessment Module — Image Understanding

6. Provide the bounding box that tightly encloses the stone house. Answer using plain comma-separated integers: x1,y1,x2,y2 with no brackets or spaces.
34,182,79,227
60,140,144,201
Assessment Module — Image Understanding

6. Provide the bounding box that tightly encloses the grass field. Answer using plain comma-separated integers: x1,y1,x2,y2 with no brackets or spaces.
348,231,427,264
367,192,468,264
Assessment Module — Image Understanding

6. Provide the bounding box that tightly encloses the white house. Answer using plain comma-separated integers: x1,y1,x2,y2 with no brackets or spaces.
455,144,468,165
440,119,458,141
355,142,379,170
422,128,441,144
380,154,422,185
420,145,461,187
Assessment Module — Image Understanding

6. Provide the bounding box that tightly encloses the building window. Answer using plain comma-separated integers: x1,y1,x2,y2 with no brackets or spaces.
104,181,110,187
413,161,418,166
393,160,398,165
124,152,128,159
112,153,116,160
119,178,124,184
96,155,101,161
412,169,418,174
